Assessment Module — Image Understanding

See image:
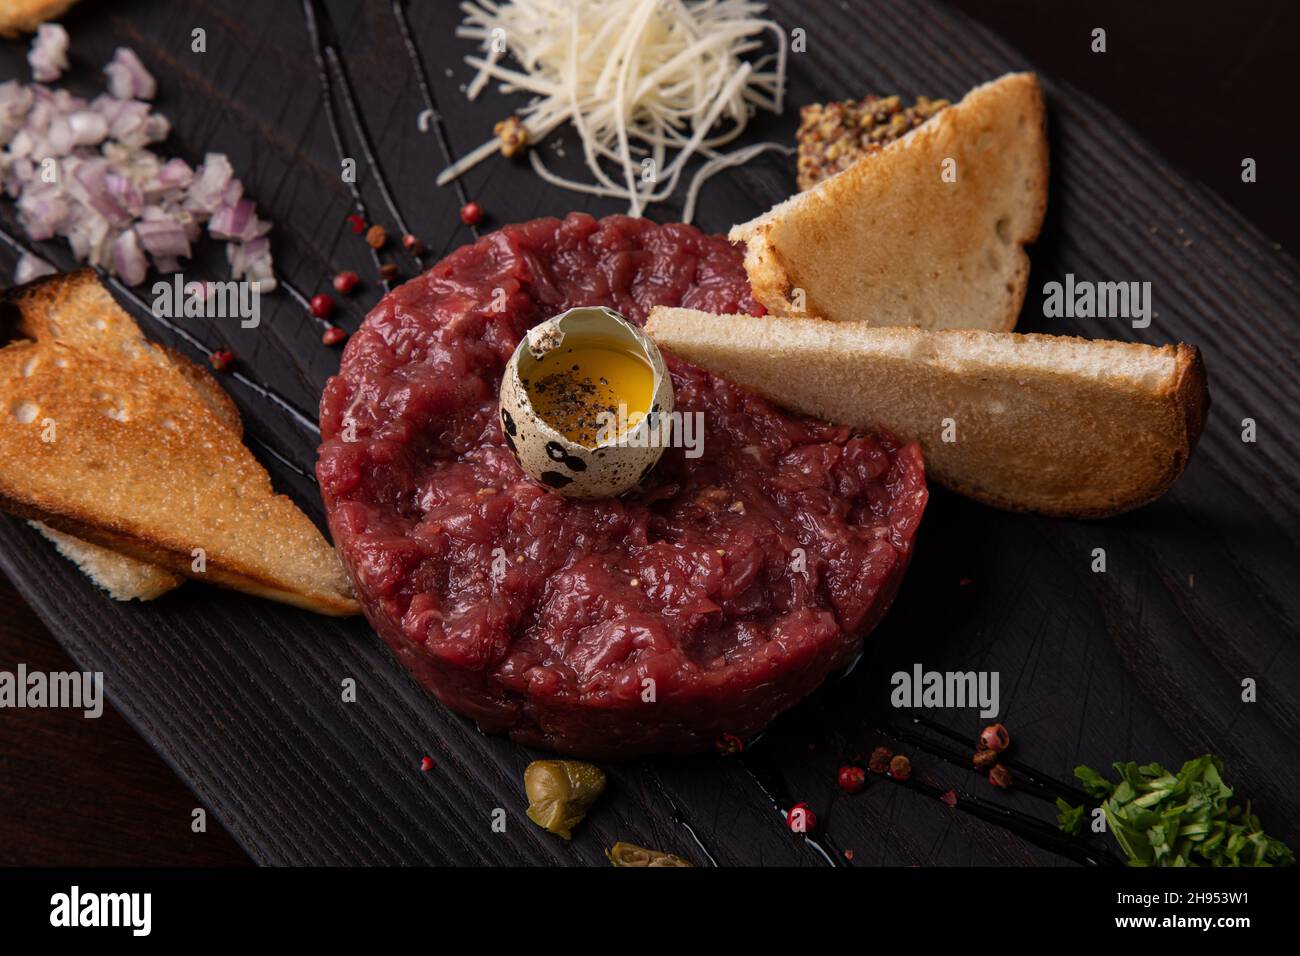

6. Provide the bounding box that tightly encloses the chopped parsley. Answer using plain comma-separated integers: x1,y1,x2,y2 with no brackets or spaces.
1056,755,1294,867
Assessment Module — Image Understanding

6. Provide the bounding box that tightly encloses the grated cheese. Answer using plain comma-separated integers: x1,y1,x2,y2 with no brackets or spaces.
439,0,788,222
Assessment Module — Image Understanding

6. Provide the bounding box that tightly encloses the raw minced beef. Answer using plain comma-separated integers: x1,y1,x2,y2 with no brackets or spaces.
318,213,926,757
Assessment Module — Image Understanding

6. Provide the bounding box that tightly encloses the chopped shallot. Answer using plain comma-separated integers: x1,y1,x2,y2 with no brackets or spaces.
104,48,157,101
2,32,274,288
28,24,69,84
14,252,55,283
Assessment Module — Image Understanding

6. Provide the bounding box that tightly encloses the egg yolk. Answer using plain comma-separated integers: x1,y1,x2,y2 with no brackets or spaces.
525,340,654,447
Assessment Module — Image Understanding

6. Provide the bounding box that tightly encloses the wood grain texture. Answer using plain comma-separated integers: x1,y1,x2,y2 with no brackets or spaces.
0,572,251,865
0,0,1296,866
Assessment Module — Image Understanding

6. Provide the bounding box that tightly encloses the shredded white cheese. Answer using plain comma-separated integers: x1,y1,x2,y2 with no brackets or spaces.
440,0,788,222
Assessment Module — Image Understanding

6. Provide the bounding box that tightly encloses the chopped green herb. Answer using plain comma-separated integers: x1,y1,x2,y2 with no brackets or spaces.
1074,764,1116,799
1056,797,1086,836
1059,756,1294,867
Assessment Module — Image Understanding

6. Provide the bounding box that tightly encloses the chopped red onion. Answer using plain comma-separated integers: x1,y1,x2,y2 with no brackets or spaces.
1,32,275,288
15,181,68,240
105,172,143,219
186,153,234,213
134,218,191,258
0,81,35,145
74,158,131,224
220,178,243,206
15,252,56,283
68,110,108,146
228,237,276,291
208,198,269,244
28,25,69,84
208,198,250,240
104,48,157,101
45,115,74,154
111,228,147,286
153,157,193,190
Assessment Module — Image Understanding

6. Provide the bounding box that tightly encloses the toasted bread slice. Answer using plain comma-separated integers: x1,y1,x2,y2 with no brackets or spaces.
29,520,184,600
0,0,78,37
25,344,246,602
730,72,1048,333
161,345,244,438
646,307,1208,518
0,270,358,614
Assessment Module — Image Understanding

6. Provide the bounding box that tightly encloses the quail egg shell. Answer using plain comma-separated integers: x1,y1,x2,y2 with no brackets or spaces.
499,306,673,498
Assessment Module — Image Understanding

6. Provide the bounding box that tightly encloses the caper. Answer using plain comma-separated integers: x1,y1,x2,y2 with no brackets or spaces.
606,842,693,867
523,760,606,840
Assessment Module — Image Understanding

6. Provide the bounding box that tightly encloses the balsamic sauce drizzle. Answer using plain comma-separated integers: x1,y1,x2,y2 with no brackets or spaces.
872,714,1122,866
276,274,314,313
324,42,424,269
890,774,1115,867
882,720,1062,805
302,0,389,291
390,0,481,242
903,711,1094,805
302,0,431,294
739,746,843,866
246,435,315,482
642,767,720,867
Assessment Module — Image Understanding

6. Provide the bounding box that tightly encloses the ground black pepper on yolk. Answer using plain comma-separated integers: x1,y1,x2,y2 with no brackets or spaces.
317,212,928,757
525,341,654,446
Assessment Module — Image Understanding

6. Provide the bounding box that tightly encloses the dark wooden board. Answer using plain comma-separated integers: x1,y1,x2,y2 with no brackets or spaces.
0,0,1296,866
0,576,252,866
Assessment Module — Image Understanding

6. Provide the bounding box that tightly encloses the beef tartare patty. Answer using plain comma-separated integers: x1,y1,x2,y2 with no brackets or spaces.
317,213,927,757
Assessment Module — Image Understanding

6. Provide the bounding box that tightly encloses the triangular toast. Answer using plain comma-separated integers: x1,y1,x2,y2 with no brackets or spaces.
646,307,1208,518
26,344,244,601
0,270,357,614
730,72,1048,332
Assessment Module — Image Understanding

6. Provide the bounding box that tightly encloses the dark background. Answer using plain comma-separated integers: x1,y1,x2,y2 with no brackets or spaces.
948,0,1299,255
0,0,1295,866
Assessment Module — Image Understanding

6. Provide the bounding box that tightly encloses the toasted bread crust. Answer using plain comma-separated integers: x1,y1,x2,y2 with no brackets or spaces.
646,308,1209,518
22,345,245,602
160,346,244,437
30,519,185,601
933,342,1208,517
9,500,356,614
0,271,359,615
1173,344,1210,460
732,72,1049,333
0,0,78,37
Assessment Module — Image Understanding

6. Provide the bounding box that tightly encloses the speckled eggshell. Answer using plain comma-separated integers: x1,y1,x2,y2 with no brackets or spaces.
499,306,673,499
